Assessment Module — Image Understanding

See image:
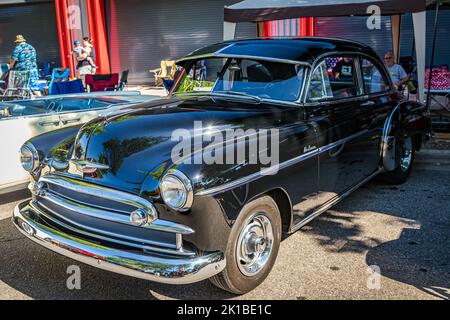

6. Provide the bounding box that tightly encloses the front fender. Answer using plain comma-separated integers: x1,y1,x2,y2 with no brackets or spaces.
27,125,81,162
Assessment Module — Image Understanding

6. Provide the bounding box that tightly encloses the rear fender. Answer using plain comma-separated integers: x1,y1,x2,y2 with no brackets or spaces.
381,101,430,171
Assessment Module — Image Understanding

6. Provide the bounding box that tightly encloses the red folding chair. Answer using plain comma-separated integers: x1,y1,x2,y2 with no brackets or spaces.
85,73,119,92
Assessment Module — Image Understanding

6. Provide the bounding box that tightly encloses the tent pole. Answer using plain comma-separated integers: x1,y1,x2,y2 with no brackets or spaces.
224,22,237,41
413,11,427,103
426,3,441,111
390,15,402,63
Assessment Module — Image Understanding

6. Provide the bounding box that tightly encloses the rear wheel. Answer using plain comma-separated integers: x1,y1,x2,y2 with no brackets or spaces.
209,196,282,294
382,135,415,185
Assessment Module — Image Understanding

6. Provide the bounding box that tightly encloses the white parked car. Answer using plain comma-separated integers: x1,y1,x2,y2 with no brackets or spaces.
0,92,158,194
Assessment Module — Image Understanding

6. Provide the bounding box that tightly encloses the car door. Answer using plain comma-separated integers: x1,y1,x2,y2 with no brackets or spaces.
303,55,381,207
0,100,61,191
358,56,397,164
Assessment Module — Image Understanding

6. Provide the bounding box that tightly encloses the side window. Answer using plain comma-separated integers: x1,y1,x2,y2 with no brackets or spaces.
360,58,390,94
307,61,333,101
308,56,359,101
56,98,112,113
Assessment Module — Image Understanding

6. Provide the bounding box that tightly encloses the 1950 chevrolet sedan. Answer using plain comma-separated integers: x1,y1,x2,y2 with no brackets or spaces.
13,38,431,294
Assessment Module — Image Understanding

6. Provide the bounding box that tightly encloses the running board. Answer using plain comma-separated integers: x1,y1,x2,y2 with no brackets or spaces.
289,168,384,234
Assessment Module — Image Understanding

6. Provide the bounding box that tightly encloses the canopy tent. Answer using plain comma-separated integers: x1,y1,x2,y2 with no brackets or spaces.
223,0,443,103
425,0,450,108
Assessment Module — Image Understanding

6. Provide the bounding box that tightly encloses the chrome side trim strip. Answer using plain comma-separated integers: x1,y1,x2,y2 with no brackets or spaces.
40,175,194,235
31,201,195,256
13,202,225,285
289,168,383,233
196,129,372,196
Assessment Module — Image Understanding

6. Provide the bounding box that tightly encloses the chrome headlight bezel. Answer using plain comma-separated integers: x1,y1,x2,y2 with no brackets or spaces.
20,142,40,173
160,169,193,212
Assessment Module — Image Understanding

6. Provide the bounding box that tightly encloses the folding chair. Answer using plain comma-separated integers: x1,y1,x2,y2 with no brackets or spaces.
2,70,32,101
85,73,119,92
48,68,71,95
117,70,129,91
0,64,9,95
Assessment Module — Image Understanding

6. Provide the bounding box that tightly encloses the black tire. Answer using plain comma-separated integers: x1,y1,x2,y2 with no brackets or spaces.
209,195,282,294
382,135,415,185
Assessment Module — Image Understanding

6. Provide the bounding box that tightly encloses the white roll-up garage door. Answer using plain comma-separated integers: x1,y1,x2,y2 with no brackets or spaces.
0,2,60,68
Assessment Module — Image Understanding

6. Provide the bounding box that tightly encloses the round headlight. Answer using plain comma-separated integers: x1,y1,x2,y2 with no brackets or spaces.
20,143,39,172
160,170,193,212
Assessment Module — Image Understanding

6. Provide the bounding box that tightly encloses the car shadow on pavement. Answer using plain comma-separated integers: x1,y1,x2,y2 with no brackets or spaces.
0,217,234,300
366,226,450,300
301,176,450,300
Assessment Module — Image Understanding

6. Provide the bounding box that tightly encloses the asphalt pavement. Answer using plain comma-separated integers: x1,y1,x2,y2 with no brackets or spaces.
0,149,448,300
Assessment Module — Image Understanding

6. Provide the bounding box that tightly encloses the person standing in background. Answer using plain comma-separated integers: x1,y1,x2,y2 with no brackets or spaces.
9,35,41,96
384,51,409,90
83,37,96,72
77,37,97,83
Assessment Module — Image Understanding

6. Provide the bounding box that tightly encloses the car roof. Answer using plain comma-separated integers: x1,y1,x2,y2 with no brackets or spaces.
177,37,377,65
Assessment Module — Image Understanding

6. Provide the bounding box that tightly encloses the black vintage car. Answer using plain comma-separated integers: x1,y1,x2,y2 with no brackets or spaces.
13,38,431,294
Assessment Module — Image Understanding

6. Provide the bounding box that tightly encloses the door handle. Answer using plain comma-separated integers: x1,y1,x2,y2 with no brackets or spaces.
360,101,375,107
39,120,60,127
61,118,81,125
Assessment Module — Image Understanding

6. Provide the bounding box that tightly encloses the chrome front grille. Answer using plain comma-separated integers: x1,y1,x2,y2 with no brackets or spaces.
32,175,195,257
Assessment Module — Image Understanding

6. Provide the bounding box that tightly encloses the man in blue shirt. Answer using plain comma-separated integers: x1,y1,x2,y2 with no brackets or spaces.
9,35,41,96
384,51,409,90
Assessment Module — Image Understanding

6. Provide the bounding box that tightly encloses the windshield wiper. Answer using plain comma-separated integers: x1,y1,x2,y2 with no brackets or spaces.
211,91,262,103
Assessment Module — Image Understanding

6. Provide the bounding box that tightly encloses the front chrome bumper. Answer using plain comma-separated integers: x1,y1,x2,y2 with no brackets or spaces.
13,201,226,285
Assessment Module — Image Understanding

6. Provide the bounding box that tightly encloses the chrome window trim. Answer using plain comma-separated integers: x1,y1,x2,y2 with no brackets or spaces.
354,56,365,96
176,53,311,68
302,51,395,104
195,129,372,197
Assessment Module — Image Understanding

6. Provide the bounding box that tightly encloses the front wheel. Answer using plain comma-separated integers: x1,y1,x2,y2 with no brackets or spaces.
382,135,415,185
209,196,282,294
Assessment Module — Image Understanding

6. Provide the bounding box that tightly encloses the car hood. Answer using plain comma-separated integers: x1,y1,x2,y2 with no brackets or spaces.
61,96,293,195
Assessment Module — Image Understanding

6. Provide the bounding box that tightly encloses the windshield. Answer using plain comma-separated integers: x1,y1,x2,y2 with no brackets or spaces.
0,97,131,119
174,57,305,102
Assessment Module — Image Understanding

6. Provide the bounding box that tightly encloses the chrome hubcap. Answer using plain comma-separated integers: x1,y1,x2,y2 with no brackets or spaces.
236,212,274,276
400,137,413,172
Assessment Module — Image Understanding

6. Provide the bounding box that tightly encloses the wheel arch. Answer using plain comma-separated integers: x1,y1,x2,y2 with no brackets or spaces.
381,101,428,171
247,187,293,234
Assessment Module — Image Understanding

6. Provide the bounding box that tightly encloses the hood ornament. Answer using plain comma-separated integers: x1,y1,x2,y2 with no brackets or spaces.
70,160,110,175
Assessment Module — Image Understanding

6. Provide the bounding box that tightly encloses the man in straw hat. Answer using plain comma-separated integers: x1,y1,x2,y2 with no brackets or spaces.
9,35,41,96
